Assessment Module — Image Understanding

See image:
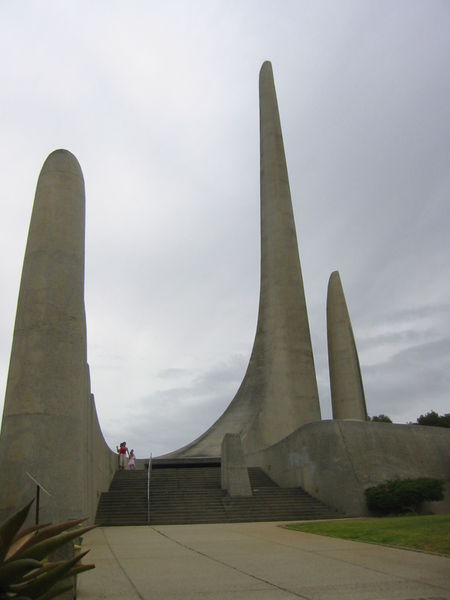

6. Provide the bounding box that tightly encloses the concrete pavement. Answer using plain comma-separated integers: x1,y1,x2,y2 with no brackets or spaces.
77,522,450,599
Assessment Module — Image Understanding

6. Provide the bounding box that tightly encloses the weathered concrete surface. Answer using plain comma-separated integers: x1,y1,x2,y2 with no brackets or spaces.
221,434,252,497
327,271,367,420
162,61,320,458
0,150,116,524
77,523,450,599
246,420,450,516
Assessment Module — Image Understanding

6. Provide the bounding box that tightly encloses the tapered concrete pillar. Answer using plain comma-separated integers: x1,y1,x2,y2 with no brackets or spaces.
162,61,320,458
242,60,321,450
327,271,367,420
0,150,91,523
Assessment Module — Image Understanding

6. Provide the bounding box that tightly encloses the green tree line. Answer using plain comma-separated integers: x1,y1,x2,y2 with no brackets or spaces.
369,410,450,428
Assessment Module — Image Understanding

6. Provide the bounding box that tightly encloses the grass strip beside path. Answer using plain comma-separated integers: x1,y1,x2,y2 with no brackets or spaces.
285,515,450,555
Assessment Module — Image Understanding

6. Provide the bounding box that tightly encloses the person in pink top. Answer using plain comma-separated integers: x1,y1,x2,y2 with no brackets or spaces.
128,449,135,470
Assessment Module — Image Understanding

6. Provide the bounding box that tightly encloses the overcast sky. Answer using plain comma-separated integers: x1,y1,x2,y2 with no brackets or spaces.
0,1,449,458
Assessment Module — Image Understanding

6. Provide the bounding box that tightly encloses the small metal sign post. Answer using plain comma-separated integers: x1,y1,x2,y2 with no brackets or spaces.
25,472,51,524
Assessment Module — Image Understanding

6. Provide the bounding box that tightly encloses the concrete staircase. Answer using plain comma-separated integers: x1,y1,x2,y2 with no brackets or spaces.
149,465,227,525
223,468,339,523
95,461,341,526
95,470,148,526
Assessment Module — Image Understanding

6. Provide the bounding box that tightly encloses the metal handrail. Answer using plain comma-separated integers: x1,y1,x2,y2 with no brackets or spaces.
26,472,51,525
147,453,152,525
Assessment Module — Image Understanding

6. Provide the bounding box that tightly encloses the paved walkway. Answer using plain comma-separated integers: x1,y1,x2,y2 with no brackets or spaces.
77,522,450,600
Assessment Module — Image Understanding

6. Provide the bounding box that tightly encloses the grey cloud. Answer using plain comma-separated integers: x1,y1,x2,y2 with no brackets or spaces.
157,368,188,380
102,353,249,456
363,338,450,421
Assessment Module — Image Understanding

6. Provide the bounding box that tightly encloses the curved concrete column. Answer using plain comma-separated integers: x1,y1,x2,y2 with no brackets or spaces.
163,61,320,458
327,271,367,420
0,150,115,523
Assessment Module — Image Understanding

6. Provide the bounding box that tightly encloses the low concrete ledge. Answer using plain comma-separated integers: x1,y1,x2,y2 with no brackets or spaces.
221,434,252,497
245,420,450,516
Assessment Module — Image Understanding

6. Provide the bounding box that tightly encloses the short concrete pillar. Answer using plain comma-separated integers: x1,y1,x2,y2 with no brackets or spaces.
221,434,252,497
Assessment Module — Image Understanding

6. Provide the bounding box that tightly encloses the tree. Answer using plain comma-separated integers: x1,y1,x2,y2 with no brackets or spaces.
416,410,450,428
370,414,392,423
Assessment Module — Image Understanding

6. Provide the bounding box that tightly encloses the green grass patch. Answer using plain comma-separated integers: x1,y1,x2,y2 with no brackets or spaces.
285,514,450,555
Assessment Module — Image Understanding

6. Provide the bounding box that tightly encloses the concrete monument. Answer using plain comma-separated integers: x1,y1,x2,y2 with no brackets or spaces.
163,61,321,458
1,64,449,523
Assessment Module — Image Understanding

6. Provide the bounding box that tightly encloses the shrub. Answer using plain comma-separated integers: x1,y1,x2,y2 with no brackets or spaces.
0,499,96,599
369,414,392,423
416,411,450,428
365,478,445,515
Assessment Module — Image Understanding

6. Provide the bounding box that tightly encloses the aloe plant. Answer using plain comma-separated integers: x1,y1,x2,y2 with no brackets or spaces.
0,500,96,599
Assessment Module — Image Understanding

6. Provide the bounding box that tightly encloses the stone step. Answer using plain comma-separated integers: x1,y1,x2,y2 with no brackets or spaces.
248,468,278,487
95,464,341,526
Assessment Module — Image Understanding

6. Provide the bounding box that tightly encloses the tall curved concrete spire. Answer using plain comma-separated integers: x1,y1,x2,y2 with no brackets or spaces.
0,150,115,523
164,61,320,458
327,271,368,420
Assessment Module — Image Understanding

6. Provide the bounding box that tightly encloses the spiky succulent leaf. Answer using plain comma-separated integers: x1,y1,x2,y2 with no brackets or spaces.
11,550,89,598
0,501,34,562
68,562,95,577
12,523,51,543
10,525,96,562
0,501,95,599
19,562,66,584
6,532,40,561
12,518,87,557
0,558,42,589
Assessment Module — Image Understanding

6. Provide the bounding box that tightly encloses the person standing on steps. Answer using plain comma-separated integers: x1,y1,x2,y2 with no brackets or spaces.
116,441,129,470
128,449,135,470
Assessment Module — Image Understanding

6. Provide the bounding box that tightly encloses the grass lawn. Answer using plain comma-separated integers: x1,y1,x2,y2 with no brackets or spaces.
285,514,450,555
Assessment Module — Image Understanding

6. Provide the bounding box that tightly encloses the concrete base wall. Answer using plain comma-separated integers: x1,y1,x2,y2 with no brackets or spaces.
0,379,116,526
246,420,450,516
